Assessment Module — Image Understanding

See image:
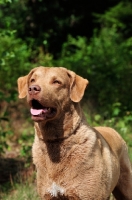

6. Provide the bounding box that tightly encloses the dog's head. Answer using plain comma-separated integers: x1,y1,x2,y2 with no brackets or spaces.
17,67,88,122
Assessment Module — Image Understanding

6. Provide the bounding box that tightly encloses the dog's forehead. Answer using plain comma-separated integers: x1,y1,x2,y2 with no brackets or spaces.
30,67,69,79
30,67,48,76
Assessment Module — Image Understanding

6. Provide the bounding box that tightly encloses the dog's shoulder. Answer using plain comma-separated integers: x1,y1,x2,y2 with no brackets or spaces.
94,126,126,157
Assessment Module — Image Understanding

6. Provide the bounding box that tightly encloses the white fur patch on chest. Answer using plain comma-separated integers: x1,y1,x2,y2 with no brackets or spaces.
47,182,65,197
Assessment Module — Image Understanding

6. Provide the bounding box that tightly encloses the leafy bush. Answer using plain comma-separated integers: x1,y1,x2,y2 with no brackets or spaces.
95,2,132,38
0,28,32,154
0,32,31,92
0,118,11,156
56,9,132,116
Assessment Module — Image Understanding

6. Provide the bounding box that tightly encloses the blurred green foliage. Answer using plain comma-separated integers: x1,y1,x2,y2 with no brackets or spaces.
0,33,31,91
56,26,132,114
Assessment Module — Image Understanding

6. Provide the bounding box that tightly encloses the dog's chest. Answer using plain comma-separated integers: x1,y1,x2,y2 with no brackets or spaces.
36,142,103,199
36,151,79,199
33,134,109,199
46,182,65,198
38,141,81,179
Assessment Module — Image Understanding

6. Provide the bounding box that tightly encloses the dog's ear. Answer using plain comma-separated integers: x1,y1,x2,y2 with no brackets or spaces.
67,70,89,102
17,75,28,98
17,67,40,98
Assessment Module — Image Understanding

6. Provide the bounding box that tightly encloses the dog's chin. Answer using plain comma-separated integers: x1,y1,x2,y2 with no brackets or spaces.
31,114,57,122
29,99,57,122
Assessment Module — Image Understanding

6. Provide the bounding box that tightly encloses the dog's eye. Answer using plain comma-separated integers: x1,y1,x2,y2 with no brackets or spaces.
53,80,61,85
31,78,35,83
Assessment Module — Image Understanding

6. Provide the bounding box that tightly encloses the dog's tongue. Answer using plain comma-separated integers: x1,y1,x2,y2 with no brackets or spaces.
30,108,42,115
30,108,48,116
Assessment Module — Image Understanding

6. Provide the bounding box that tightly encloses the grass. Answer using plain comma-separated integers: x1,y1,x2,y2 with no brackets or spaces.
1,182,39,200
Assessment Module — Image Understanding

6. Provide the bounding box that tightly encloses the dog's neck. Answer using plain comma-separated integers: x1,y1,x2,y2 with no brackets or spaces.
34,103,83,142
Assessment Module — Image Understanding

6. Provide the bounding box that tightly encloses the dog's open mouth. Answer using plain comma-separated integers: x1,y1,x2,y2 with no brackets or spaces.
30,99,57,121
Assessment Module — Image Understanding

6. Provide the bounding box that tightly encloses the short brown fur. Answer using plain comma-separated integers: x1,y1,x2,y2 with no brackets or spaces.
17,67,132,200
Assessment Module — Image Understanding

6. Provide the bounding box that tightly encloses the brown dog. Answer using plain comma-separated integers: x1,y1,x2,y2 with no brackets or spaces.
18,66,132,200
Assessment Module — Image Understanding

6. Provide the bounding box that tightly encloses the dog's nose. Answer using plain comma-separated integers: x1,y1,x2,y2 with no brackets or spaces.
28,85,41,95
